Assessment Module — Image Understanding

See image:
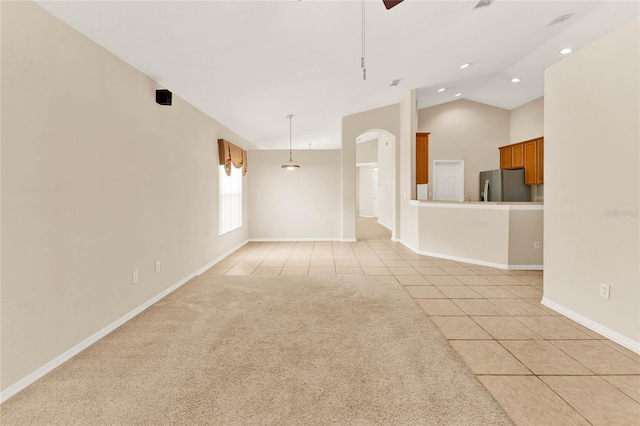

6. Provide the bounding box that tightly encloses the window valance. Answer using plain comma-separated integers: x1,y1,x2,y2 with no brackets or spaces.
218,139,247,176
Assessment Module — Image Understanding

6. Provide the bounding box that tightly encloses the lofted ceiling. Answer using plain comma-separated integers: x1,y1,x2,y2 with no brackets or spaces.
34,0,639,150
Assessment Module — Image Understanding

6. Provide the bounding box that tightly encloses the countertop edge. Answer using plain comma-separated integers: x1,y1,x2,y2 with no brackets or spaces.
409,200,544,210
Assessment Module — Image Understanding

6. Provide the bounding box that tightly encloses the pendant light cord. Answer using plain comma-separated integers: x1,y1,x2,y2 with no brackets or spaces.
288,114,293,161
361,0,366,80
281,114,300,169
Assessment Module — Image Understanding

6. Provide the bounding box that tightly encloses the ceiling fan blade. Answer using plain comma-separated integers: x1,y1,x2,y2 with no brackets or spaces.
382,0,404,10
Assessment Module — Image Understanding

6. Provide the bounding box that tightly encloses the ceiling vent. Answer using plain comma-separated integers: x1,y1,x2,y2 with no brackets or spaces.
548,13,574,26
473,0,493,10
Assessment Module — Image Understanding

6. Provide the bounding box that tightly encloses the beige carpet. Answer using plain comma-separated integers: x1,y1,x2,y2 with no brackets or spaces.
1,274,513,425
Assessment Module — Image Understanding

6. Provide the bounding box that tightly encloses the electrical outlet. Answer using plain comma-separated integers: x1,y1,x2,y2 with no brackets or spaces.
155,261,161,273
534,241,540,249
132,270,139,284
600,283,610,299
321,222,327,228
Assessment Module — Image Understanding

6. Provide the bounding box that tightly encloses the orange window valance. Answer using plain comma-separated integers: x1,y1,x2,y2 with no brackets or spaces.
218,139,247,176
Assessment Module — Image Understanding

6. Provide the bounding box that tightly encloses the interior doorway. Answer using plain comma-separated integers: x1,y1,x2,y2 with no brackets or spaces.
355,130,396,238
433,160,465,201
356,165,377,218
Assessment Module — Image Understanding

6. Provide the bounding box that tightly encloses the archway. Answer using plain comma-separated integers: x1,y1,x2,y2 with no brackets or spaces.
355,129,397,240
340,103,401,242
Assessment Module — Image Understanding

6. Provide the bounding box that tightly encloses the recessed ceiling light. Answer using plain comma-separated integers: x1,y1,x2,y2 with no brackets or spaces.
454,93,463,97
560,48,573,55
459,63,470,70
437,88,446,93
511,78,521,83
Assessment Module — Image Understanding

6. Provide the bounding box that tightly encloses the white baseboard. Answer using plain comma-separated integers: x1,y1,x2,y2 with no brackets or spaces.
249,237,342,242
0,240,249,404
504,264,544,271
195,240,251,276
396,240,542,270
377,221,392,232
357,215,375,219
397,239,419,254
541,297,640,354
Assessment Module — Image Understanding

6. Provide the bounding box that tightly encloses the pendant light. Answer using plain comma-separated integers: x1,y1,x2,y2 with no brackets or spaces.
281,114,301,170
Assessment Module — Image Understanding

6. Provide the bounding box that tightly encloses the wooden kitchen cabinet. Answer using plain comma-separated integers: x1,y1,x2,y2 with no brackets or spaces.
416,132,429,184
511,142,524,169
537,138,544,184
500,142,524,169
499,137,543,184
524,137,544,185
500,146,512,169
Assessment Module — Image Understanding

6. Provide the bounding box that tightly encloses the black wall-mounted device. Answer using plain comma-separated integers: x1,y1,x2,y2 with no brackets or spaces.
156,89,172,106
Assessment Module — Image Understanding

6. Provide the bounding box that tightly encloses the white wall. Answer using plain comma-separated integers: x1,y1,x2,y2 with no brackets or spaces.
510,97,544,143
376,133,395,230
508,210,544,266
399,91,419,249
544,19,639,350
357,166,375,217
418,100,510,201
416,204,542,268
1,1,252,393
248,150,341,240
418,205,510,265
356,140,378,164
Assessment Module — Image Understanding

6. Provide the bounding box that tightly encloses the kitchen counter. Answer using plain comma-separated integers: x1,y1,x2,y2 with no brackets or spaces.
409,200,543,270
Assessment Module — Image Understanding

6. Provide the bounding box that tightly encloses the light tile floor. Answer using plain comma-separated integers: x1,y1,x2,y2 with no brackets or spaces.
203,217,640,425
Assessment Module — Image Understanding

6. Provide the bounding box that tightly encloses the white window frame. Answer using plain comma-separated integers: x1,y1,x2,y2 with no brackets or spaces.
218,165,243,235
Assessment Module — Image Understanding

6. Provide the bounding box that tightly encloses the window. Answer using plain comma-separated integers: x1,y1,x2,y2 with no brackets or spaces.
218,164,243,235
217,138,247,235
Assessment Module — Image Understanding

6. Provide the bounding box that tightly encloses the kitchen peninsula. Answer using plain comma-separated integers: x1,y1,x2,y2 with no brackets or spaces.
409,200,543,270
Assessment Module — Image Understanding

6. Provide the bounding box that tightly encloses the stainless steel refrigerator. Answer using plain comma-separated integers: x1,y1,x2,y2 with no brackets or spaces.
479,169,530,202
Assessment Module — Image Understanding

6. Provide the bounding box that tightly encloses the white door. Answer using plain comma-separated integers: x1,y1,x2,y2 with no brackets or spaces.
372,167,379,218
433,160,464,201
